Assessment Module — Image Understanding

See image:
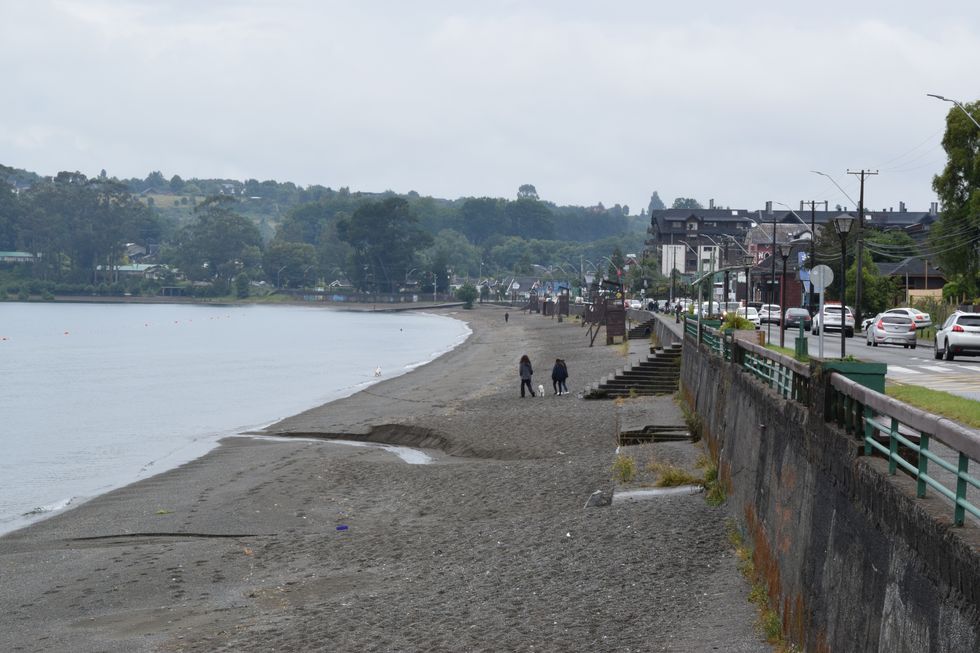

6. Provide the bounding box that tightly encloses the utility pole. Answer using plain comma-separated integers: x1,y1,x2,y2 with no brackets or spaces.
846,169,878,327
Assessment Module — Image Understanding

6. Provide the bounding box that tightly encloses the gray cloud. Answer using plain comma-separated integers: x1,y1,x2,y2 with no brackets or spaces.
3,1,978,213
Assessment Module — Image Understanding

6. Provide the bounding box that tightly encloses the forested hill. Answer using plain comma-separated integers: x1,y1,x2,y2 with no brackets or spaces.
0,164,649,295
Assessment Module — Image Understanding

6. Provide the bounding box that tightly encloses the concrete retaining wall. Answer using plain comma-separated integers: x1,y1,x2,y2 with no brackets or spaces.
681,339,980,652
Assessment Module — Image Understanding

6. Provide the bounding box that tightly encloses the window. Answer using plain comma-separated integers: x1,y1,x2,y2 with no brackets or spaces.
687,222,698,231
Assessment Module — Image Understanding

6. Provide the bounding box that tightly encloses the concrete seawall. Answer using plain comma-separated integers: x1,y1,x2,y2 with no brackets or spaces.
680,329,980,652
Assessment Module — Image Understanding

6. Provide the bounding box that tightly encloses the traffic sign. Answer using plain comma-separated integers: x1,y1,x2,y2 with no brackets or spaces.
810,265,834,292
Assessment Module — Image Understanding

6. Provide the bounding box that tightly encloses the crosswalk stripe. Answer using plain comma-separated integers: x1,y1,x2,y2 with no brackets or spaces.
888,366,921,375
953,365,980,372
919,365,953,373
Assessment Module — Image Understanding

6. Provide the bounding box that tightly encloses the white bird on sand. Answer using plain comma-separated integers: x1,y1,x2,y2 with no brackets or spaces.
374,366,382,377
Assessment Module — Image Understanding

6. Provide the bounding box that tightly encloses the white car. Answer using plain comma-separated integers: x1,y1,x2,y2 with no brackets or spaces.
734,306,761,326
934,311,980,360
628,299,643,310
812,305,855,337
884,307,932,330
758,304,781,324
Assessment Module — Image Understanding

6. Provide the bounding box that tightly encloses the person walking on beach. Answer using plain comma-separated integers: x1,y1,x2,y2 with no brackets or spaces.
551,358,569,395
504,312,509,323
519,354,535,397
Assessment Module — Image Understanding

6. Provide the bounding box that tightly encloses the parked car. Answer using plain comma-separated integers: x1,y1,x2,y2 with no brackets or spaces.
884,307,932,330
864,313,917,349
860,316,876,333
719,301,742,318
758,304,781,324
934,311,980,360
747,301,763,312
812,304,854,337
628,299,643,310
783,307,812,332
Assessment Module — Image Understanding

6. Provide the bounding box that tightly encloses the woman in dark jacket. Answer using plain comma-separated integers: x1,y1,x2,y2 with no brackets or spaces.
519,354,535,397
551,358,569,395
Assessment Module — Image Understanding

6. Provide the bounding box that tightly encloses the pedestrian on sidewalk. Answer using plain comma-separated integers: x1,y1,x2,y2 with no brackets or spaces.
504,312,509,323
519,354,535,397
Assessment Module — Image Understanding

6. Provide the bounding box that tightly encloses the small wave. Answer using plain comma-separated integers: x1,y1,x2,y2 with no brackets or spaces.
22,496,75,516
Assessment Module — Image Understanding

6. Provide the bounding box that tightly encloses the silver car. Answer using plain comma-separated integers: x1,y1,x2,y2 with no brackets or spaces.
865,313,917,349
934,311,980,360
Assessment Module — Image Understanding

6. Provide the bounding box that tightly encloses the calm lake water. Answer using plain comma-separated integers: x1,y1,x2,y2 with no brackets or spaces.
0,302,470,535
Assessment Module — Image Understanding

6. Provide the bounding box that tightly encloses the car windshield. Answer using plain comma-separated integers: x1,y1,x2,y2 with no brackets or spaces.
959,315,980,327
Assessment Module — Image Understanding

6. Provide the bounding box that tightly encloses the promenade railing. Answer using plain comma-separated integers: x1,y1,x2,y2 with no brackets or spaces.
681,315,980,527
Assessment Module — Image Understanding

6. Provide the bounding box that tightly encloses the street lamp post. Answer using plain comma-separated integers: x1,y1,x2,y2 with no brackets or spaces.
927,93,980,130
742,255,754,305
276,265,287,289
833,216,855,358
778,243,792,348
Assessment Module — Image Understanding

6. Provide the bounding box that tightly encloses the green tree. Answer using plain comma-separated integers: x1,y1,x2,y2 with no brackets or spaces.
671,197,703,210
455,282,478,308
456,197,502,245
170,196,262,281
931,99,980,297
336,197,432,292
648,191,666,212
235,272,250,298
262,241,317,288
517,184,539,200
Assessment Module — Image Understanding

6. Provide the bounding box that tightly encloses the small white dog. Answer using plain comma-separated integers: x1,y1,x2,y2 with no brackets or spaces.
537,383,545,397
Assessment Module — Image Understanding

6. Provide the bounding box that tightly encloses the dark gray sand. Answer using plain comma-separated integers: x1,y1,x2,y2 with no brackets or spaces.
0,306,769,652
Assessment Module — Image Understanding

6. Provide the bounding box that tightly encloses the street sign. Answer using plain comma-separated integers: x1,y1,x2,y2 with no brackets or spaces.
810,265,834,292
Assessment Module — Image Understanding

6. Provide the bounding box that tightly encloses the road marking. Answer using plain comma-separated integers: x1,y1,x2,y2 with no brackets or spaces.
919,365,953,373
887,366,921,375
953,364,980,372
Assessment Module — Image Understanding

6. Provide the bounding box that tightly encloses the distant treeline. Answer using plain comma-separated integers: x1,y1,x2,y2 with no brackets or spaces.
0,166,647,295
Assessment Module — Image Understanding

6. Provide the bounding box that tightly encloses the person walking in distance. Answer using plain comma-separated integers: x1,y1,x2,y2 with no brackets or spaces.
519,354,535,397
551,358,569,395
504,312,509,324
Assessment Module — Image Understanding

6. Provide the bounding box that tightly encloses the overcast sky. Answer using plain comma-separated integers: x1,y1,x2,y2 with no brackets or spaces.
3,1,979,215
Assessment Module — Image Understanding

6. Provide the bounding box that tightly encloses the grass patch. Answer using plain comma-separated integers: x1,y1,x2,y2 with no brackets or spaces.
646,460,701,487
698,454,726,506
886,384,980,429
611,454,637,483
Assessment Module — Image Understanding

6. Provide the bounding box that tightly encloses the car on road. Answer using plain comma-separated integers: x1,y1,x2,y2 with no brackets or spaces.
733,306,761,326
934,311,980,360
884,307,932,330
759,304,781,324
783,307,812,332
812,304,854,337
628,299,643,310
864,313,917,349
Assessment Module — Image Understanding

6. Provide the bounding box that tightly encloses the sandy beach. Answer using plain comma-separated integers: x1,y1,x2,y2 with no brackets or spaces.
0,305,768,652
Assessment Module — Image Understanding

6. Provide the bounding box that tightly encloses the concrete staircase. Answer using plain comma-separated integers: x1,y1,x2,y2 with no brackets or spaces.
626,318,657,339
584,343,682,399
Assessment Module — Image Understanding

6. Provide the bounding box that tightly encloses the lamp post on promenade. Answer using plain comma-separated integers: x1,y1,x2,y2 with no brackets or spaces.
742,255,754,304
778,243,792,348
833,215,855,358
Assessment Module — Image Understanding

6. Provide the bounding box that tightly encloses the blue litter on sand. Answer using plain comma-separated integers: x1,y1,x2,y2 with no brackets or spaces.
336,525,348,531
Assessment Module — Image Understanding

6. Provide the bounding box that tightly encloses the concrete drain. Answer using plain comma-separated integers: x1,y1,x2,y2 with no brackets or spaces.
617,425,693,446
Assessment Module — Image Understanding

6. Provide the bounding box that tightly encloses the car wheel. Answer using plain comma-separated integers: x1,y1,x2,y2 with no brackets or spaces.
872,340,878,347
934,340,943,359
846,328,853,338
911,343,916,350
945,340,955,361
865,336,870,346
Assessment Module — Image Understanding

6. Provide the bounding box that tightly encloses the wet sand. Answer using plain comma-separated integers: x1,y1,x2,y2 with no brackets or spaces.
0,305,768,652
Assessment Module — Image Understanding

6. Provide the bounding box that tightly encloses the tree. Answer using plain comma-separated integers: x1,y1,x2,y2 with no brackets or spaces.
648,191,666,212
505,199,554,240
517,184,539,201
262,241,317,288
170,196,262,281
235,272,250,298
335,197,432,292
456,197,502,245
455,283,478,309
671,197,703,210
931,99,980,296
169,175,185,193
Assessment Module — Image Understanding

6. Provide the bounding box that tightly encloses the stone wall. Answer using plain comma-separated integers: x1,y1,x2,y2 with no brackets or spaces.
681,339,980,652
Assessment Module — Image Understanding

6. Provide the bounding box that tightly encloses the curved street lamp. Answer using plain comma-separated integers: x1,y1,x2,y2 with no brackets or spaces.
276,265,287,289
927,93,980,130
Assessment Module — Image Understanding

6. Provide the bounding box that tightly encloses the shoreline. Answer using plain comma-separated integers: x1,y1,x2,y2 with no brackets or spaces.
0,303,471,538
0,305,768,652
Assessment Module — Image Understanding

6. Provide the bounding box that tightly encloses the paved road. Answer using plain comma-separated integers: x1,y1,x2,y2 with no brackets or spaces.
770,325,980,401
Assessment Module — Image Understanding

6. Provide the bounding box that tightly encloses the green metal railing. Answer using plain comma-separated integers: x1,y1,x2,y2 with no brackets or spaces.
684,317,809,403
828,374,980,527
